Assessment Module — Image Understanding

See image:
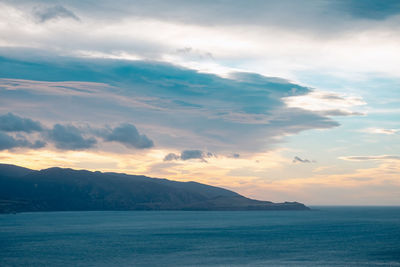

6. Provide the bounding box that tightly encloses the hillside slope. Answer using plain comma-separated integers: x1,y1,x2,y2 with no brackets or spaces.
0,164,309,213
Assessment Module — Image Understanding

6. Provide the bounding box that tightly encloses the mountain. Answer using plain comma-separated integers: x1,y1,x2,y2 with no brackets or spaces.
0,164,309,213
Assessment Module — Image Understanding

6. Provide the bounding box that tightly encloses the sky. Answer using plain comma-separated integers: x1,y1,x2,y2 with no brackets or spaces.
0,0,399,205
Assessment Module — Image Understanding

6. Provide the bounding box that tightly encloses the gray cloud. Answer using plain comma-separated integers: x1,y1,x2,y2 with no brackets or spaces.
0,132,23,150
164,150,214,162
0,113,43,133
293,156,315,164
0,131,46,150
30,140,47,148
33,5,80,22
163,153,180,161
48,124,96,150
0,112,155,151
231,153,240,158
102,123,154,149
181,150,206,161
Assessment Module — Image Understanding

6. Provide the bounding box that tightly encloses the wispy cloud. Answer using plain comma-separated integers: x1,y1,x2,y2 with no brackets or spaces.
283,91,366,116
362,128,400,135
339,155,400,161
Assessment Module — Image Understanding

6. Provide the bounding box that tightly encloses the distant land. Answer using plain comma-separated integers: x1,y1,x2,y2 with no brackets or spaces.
0,163,309,213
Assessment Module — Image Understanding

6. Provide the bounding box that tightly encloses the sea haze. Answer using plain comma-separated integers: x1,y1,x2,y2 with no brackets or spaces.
1,207,400,266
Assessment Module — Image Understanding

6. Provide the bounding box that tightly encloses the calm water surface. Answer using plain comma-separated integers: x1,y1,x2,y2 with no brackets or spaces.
1,207,400,266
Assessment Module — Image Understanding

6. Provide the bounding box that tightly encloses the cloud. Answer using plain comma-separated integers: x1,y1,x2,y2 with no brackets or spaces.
293,156,315,164
163,153,180,161
0,131,45,150
284,91,366,115
0,113,154,151
362,128,400,135
29,140,46,148
319,94,347,101
101,123,154,149
2,0,400,80
48,124,96,150
33,5,80,22
164,150,214,162
12,0,400,29
0,132,24,150
340,155,400,161
318,110,365,116
0,55,344,153
181,150,206,161
0,113,43,133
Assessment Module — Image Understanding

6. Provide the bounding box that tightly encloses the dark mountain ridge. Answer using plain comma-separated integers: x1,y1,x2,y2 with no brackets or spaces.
0,164,309,213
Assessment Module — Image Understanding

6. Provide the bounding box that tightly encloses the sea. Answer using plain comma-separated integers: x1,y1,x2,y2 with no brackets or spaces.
1,207,399,266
